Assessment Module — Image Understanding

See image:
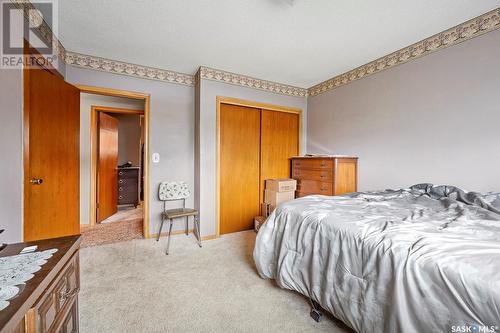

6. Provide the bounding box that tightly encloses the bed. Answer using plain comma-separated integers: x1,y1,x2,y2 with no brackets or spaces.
253,184,500,333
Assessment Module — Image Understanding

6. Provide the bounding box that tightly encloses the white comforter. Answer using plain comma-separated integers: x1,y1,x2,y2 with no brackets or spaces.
253,186,500,333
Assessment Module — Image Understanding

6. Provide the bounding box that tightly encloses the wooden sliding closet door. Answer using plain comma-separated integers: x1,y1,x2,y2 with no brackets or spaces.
220,104,261,234
260,110,299,204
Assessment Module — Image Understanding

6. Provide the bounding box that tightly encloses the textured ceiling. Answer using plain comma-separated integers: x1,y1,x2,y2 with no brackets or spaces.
59,0,500,87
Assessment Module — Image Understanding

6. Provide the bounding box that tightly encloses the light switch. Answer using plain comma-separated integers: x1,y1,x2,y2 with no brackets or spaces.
152,153,160,163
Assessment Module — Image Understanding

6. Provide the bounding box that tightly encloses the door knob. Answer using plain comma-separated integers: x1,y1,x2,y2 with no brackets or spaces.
30,178,43,185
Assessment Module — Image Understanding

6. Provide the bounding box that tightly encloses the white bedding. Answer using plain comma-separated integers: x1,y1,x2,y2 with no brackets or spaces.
253,186,500,333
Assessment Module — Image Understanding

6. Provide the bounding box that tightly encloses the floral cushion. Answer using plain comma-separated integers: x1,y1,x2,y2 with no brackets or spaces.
159,181,191,200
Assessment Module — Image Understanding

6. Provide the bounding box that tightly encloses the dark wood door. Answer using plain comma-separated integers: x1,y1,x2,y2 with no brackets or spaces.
24,63,80,241
97,112,119,222
220,104,261,234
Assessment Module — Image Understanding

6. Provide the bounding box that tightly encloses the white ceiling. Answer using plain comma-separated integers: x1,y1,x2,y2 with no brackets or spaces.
58,0,500,88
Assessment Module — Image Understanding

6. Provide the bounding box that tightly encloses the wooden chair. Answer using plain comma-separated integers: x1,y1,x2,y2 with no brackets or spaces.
157,181,201,254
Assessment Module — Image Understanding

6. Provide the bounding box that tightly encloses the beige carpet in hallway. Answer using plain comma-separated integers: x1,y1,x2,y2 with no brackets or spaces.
79,231,352,333
101,207,143,224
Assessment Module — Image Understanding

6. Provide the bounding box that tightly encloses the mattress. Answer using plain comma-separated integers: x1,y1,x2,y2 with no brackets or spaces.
253,184,500,333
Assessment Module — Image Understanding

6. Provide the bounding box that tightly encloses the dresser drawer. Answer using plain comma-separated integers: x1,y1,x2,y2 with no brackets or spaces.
30,253,79,333
118,178,133,185
297,180,333,195
292,168,333,182
118,170,138,179
292,159,333,170
118,186,137,194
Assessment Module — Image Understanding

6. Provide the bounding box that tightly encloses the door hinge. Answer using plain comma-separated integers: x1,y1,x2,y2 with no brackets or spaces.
96,203,100,209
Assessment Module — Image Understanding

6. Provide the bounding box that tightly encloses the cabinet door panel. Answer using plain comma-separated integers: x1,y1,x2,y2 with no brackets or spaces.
334,159,358,195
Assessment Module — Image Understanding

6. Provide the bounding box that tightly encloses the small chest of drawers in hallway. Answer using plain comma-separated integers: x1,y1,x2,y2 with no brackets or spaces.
118,167,140,207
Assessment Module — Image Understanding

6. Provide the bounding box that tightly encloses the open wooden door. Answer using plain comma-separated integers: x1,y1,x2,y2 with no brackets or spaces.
24,56,80,241
96,112,119,222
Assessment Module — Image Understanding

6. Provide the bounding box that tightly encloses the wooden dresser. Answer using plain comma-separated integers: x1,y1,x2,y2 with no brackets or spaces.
0,235,81,333
118,167,140,207
291,156,358,197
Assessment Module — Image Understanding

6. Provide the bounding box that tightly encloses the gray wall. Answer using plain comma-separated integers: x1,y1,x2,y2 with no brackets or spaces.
307,29,500,193
115,114,142,166
0,69,23,243
196,79,307,237
79,93,144,225
68,67,195,234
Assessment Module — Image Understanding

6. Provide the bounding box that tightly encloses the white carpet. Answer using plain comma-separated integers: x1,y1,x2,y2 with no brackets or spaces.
79,231,352,332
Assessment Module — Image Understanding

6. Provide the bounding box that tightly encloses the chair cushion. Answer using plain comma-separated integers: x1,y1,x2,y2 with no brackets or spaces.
162,208,198,219
159,181,190,201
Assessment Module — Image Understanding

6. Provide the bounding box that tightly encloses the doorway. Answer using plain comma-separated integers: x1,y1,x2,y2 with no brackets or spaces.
93,107,145,225
77,85,151,246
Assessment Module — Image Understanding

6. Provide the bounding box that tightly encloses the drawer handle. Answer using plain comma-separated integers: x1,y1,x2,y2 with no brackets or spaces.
119,196,123,199
119,180,123,184
321,188,328,191
119,172,123,176
119,187,123,191
320,163,326,167
60,287,80,303
320,174,326,178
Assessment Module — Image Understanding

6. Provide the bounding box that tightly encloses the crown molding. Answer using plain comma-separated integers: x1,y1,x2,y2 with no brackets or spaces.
308,8,500,97
66,52,195,86
199,66,308,98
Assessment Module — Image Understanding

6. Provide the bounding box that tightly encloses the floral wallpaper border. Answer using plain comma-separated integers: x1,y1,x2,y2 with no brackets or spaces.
9,1,500,97
308,8,500,97
199,66,307,97
65,52,196,86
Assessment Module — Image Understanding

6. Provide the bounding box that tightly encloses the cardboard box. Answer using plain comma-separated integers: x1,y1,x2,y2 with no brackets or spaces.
264,189,295,206
254,216,266,232
265,179,297,192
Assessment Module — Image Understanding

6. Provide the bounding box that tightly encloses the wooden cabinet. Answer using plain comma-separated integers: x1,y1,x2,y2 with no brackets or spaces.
26,254,79,333
291,156,358,197
0,236,81,333
118,167,140,207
